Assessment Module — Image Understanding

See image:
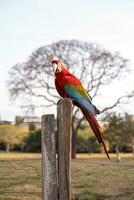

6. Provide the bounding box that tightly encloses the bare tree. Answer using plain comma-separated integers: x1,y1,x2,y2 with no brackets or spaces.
8,39,133,158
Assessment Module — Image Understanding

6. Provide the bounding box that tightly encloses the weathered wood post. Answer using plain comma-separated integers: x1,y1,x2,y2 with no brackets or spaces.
41,114,58,200
57,98,72,200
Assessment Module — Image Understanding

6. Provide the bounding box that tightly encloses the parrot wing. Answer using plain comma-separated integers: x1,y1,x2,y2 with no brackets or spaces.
62,75,96,115
62,75,109,159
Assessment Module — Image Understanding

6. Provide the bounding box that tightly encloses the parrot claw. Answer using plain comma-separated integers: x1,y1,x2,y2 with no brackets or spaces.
57,98,74,105
64,98,74,105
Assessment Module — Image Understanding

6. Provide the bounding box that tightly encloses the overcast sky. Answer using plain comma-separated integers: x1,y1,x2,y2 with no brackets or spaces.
0,0,134,120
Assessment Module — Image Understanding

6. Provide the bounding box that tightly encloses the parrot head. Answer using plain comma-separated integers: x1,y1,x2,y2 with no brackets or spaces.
52,59,63,74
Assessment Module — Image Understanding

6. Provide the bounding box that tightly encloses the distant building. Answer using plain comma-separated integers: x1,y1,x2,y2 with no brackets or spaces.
23,116,40,123
15,116,41,129
0,120,11,125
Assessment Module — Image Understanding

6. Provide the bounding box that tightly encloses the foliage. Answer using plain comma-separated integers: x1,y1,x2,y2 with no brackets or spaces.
15,116,24,123
22,126,100,153
29,123,36,131
77,128,101,153
104,113,134,152
0,124,28,152
23,129,41,152
77,135,101,153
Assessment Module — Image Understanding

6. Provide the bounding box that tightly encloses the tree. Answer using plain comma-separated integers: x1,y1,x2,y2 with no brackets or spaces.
104,113,134,153
8,39,134,158
23,129,41,152
120,113,134,152
104,114,123,153
0,124,28,152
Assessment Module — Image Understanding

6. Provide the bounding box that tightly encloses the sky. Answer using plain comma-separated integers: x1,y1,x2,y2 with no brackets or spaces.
0,0,134,120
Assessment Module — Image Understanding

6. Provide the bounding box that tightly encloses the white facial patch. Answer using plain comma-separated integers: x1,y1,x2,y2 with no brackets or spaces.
52,63,58,73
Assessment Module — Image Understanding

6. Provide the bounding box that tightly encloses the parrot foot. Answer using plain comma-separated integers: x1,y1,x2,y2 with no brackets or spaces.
57,98,74,105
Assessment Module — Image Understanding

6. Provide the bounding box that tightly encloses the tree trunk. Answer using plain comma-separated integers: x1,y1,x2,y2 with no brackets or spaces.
71,126,77,159
115,146,121,162
132,144,134,157
6,143,10,153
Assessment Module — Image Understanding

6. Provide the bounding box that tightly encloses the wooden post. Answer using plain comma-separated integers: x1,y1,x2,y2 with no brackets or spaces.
41,114,57,200
57,98,72,200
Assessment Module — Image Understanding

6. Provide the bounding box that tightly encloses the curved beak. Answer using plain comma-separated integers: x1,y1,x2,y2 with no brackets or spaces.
52,63,58,73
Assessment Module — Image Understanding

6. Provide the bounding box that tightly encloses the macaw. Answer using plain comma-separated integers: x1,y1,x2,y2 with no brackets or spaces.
52,59,110,159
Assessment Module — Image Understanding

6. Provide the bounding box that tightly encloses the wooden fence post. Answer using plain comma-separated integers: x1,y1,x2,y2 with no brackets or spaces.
57,98,72,200
41,114,58,200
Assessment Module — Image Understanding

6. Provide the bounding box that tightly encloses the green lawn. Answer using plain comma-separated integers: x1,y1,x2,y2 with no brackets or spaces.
0,154,134,200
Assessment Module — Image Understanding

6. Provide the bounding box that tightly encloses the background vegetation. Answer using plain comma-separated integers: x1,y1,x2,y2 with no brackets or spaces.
0,113,134,154
8,39,134,158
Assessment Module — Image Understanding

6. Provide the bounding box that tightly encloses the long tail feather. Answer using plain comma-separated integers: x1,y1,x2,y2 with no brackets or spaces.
81,108,110,159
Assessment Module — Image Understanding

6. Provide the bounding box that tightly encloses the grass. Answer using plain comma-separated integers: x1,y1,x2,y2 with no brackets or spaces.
72,157,134,200
0,152,41,159
0,153,134,199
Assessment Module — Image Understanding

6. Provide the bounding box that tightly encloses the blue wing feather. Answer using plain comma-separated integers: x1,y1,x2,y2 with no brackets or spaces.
64,83,96,115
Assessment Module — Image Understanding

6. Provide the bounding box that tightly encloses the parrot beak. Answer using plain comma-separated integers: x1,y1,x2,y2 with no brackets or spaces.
52,63,58,73
52,59,62,74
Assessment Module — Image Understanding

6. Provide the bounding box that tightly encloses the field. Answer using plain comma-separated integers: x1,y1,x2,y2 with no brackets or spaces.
0,153,134,200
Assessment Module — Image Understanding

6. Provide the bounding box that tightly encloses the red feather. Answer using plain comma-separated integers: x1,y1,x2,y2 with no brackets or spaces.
81,108,110,159
55,78,66,97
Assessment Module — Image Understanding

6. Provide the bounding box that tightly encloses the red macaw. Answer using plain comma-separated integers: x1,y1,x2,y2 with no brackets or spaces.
52,59,110,159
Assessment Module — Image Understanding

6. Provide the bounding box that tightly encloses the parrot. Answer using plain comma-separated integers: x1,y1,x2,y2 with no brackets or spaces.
52,59,110,159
